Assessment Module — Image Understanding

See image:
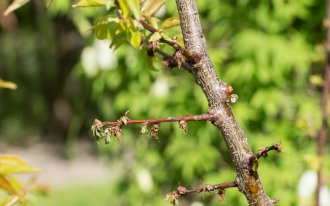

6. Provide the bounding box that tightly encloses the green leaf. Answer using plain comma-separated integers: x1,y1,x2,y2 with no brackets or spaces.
146,16,159,29
3,0,30,16
106,0,115,10
72,0,107,8
118,0,129,17
161,33,172,42
149,32,162,42
94,17,119,40
126,0,141,20
173,34,184,47
130,31,141,48
110,32,126,49
0,155,39,175
126,19,141,48
118,0,141,19
142,0,166,16
160,17,180,29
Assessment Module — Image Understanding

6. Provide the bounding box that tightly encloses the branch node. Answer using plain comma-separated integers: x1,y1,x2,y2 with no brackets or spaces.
148,123,160,139
255,143,282,160
176,186,187,195
178,120,188,134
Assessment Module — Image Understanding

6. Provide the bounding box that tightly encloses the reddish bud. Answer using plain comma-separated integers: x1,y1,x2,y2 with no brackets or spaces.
176,186,187,195
226,85,234,95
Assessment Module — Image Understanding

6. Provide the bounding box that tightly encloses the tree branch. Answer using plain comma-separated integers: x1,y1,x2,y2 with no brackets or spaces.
166,181,237,203
139,19,195,61
254,143,282,160
104,113,216,127
153,47,193,72
91,113,216,143
175,0,276,205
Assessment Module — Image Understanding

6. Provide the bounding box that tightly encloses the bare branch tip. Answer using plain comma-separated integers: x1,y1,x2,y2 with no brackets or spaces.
255,142,283,160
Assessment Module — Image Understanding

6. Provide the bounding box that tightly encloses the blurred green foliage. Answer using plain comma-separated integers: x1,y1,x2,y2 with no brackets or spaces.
1,0,330,205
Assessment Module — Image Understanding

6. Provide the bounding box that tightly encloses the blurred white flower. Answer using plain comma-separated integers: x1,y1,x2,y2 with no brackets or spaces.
135,168,153,193
151,77,169,98
81,41,117,77
298,170,330,206
298,171,317,199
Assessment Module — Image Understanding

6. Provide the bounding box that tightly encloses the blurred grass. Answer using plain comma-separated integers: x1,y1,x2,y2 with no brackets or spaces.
31,182,113,206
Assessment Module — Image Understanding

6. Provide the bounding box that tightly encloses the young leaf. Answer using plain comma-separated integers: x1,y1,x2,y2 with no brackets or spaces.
172,34,184,47
118,0,129,17
94,17,119,40
130,31,141,48
0,155,39,175
160,17,180,30
142,0,166,16
126,19,141,48
126,0,141,20
72,0,107,8
106,0,115,10
149,31,162,42
3,0,30,16
0,79,17,90
147,17,159,29
110,32,126,49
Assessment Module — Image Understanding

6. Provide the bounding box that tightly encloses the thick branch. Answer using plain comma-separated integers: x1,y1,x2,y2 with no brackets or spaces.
175,0,275,205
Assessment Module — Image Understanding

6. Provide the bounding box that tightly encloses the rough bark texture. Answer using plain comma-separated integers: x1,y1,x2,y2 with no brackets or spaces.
175,0,275,205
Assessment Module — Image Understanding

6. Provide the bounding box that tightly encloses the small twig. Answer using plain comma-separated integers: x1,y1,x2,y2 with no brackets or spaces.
247,143,282,174
166,182,237,203
139,19,198,61
154,48,193,72
92,113,216,144
105,113,215,127
255,143,282,160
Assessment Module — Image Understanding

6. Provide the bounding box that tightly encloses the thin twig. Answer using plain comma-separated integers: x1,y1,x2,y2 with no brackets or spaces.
254,143,282,160
139,19,196,61
166,181,237,203
154,48,193,72
105,113,216,127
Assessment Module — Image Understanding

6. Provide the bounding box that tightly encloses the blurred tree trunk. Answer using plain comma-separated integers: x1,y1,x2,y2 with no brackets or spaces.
34,1,84,140
316,0,330,205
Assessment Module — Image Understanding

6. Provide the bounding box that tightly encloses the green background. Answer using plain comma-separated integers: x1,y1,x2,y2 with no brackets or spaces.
0,0,329,205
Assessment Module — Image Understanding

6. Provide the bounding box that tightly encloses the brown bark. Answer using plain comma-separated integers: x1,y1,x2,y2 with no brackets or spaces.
175,0,276,205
